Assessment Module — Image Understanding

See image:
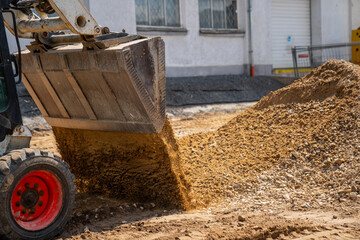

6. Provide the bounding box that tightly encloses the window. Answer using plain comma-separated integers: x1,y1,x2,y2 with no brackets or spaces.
135,0,181,27
199,0,238,29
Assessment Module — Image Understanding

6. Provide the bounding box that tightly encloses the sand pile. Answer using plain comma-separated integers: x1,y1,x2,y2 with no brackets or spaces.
179,60,360,206
53,119,191,209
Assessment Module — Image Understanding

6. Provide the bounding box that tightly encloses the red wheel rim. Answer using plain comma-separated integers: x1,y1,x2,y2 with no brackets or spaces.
10,170,63,231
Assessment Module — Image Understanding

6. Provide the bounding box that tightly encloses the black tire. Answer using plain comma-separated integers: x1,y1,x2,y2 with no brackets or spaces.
0,148,76,240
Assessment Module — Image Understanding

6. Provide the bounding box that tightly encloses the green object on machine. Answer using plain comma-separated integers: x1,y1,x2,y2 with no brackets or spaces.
0,67,9,112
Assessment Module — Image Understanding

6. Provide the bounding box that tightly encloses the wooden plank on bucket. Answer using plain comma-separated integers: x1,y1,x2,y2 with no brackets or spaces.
36,56,70,118
22,74,49,117
59,55,97,120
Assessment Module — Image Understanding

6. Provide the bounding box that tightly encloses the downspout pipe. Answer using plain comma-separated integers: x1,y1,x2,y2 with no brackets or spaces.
248,0,255,76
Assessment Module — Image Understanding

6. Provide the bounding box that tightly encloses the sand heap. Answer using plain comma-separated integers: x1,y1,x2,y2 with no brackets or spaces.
179,60,360,206
53,119,191,209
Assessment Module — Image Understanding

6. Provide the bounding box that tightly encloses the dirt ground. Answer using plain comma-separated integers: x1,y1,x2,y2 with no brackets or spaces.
24,60,360,240
27,102,360,240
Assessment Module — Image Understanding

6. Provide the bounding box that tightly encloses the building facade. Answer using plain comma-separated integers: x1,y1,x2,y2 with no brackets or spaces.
8,0,360,77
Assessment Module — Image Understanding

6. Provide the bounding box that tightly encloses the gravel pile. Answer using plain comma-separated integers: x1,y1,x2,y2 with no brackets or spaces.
179,60,360,208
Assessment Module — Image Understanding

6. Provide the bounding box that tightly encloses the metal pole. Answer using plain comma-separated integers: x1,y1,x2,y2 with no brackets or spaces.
248,0,254,76
291,47,299,78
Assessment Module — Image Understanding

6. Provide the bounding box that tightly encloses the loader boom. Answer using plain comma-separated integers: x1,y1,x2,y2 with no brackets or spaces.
4,0,102,38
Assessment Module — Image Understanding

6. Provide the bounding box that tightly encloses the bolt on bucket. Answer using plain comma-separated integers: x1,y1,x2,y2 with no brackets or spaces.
20,37,166,134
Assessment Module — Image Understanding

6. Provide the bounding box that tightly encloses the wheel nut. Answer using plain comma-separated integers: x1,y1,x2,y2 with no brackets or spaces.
16,202,20,207
21,209,26,214
25,183,30,188
30,209,36,214
17,190,22,196
39,190,44,196
34,183,39,188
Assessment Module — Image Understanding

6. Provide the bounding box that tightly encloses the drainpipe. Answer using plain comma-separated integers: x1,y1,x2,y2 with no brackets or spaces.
248,0,255,76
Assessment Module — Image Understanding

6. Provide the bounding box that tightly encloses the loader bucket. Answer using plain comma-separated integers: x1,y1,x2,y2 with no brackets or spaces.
19,37,191,208
20,37,166,134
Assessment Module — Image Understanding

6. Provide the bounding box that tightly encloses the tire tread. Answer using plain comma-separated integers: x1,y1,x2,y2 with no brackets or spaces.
0,148,76,240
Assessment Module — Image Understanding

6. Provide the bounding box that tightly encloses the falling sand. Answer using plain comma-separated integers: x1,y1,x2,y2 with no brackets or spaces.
53,118,191,209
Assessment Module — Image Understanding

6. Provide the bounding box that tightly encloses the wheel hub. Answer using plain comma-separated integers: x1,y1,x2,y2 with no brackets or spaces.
21,189,39,209
10,170,63,231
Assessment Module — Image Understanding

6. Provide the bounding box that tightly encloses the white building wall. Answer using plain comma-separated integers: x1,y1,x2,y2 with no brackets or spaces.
321,0,351,44
312,0,352,45
351,0,360,29
3,0,359,77
251,0,273,74
137,0,249,77
135,0,273,76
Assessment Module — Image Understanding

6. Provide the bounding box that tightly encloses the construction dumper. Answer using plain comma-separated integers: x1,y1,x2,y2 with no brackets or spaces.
0,1,189,239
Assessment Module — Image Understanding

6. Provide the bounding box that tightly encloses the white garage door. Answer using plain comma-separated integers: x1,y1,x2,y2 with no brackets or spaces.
271,0,311,68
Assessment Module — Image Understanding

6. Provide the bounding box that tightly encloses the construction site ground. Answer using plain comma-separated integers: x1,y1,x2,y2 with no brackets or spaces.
19,60,360,239
24,102,359,240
